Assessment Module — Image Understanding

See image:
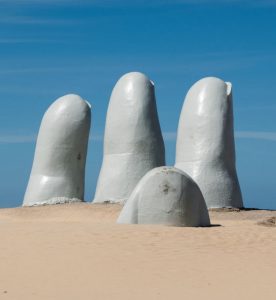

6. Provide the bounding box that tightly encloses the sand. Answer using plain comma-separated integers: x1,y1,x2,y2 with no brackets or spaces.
0,203,275,300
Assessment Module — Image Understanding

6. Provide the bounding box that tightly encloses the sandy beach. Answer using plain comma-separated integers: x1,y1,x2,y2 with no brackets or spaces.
0,203,275,300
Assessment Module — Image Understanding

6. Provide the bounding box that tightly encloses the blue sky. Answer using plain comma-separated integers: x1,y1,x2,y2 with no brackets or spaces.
0,0,276,209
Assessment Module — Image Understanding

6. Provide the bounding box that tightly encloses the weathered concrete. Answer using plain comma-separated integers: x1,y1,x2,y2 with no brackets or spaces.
93,72,165,204
175,77,243,208
23,94,91,206
117,166,210,227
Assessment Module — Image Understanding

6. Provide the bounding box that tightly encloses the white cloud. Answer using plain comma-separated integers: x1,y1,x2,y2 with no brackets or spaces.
0,67,71,74
0,133,104,144
0,16,82,25
235,131,276,141
0,0,93,4
89,135,103,142
0,38,65,44
0,134,37,144
163,131,276,142
0,0,275,6
0,0,87,3
1,130,276,144
163,131,177,141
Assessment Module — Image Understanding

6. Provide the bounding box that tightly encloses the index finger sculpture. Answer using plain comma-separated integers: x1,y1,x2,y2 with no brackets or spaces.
175,77,243,208
93,72,165,204
23,94,91,206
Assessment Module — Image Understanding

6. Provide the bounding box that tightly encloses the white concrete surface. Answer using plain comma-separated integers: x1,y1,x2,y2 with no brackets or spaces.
175,77,243,208
117,166,210,227
23,94,91,206
93,72,165,204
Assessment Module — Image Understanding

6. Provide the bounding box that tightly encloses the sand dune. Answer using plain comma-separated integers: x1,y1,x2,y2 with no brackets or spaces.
0,203,275,300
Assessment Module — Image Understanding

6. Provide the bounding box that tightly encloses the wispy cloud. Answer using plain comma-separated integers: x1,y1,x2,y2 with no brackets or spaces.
235,131,276,141
166,0,276,4
0,0,276,6
0,67,73,74
0,38,66,44
163,131,177,141
0,0,91,4
1,1,275,41
148,50,275,75
0,134,37,144
2,130,276,144
0,133,104,144
89,134,103,142
163,131,276,142
0,16,82,25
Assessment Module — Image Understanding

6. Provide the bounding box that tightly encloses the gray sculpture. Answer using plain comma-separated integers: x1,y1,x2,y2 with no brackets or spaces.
93,72,165,204
175,77,243,208
117,166,210,226
23,94,91,206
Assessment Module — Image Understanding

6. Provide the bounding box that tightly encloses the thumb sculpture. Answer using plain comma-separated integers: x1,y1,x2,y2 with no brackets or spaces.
93,72,165,204
175,77,243,208
23,94,91,206
117,166,210,226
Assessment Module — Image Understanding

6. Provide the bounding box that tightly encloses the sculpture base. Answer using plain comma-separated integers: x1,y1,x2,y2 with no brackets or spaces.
23,197,83,207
